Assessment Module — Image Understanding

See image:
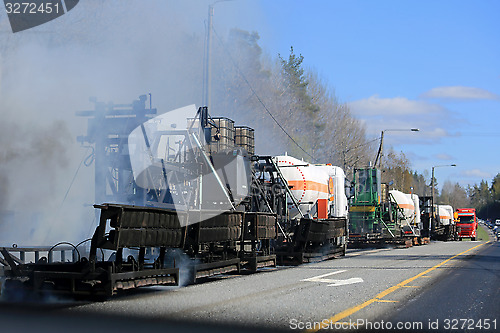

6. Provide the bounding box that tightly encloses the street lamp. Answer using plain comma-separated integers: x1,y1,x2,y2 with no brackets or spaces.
431,164,457,205
374,128,419,168
430,164,457,234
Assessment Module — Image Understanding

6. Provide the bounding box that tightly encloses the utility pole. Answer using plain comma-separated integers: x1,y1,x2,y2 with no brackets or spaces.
374,128,419,169
430,164,456,235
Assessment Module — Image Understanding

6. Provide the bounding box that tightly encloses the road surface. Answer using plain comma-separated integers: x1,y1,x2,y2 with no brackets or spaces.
379,241,500,332
0,240,496,332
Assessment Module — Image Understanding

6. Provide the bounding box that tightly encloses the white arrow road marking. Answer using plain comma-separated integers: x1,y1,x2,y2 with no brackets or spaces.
326,277,364,287
301,270,347,282
302,270,364,286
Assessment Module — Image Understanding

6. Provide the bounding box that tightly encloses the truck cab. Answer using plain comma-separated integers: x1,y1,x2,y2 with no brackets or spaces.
455,208,478,241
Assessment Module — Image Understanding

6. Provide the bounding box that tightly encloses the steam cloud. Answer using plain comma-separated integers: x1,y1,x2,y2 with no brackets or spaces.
0,1,266,246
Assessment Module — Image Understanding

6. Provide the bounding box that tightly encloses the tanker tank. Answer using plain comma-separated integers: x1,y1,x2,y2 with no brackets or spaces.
275,155,347,219
436,205,454,226
389,190,415,226
408,193,421,226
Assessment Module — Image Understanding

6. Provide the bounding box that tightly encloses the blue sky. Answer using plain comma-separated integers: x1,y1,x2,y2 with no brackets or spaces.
246,0,500,189
0,0,497,243
1,0,498,193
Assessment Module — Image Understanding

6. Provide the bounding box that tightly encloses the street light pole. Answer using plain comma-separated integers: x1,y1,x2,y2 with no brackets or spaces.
430,163,457,235
374,128,419,168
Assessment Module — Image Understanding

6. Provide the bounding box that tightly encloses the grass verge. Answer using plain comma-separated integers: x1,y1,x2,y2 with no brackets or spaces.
476,224,491,241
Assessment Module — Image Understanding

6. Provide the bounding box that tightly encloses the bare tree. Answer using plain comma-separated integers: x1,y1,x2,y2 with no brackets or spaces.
440,181,470,208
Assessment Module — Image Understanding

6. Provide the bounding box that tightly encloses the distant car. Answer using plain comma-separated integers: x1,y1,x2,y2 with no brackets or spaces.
496,219,500,226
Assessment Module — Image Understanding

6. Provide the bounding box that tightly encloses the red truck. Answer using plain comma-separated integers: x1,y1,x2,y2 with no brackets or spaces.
455,208,478,241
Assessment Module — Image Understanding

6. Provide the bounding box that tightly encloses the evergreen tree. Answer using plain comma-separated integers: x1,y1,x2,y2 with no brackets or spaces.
277,47,323,159
491,173,500,201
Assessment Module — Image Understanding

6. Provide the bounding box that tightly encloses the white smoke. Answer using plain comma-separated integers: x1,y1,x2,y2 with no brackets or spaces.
0,0,264,246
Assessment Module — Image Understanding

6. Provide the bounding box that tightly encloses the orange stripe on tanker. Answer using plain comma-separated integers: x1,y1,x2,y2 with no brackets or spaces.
275,154,348,219
396,203,414,210
287,180,329,194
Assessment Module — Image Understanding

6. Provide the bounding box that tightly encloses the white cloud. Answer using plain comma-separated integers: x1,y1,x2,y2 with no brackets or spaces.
420,128,451,138
421,86,500,100
348,95,453,143
435,153,453,161
349,94,446,117
460,169,491,179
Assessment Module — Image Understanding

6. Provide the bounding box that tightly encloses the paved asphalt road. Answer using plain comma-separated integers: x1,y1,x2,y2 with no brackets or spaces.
380,240,500,332
0,240,496,332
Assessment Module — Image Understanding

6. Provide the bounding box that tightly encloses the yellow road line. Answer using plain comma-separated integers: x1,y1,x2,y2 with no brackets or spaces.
306,242,488,332
375,299,398,303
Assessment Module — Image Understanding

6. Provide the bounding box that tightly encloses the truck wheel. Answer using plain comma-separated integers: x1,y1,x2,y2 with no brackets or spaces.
471,237,476,241
459,238,462,241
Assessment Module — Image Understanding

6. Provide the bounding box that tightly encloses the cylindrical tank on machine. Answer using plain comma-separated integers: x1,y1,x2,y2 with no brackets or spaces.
275,155,348,219
407,193,421,226
436,204,454,226
389,190,415,225
317,164,348,218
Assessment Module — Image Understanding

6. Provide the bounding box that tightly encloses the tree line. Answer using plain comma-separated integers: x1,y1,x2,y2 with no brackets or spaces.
209,29,499,219
210,30,372,178
468,175,500,220
2,9,494,221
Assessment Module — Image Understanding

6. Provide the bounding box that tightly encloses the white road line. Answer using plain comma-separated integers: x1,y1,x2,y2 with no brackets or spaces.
301,270,364,286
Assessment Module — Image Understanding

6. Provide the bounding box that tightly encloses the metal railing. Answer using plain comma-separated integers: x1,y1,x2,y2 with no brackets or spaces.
0,245,79,266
